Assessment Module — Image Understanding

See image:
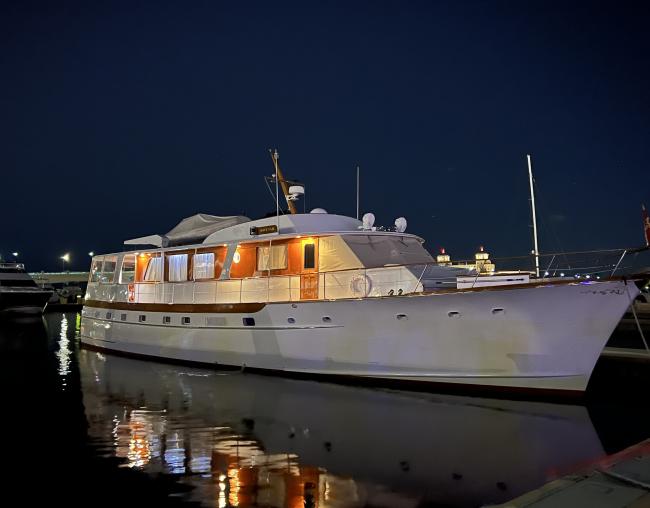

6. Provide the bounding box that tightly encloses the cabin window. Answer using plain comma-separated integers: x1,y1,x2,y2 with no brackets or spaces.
168,254,188,282
119,255,136,284
99,255,117,283
144,257,162,282
90,258,103,283
193,253,215,279
256,245,288,271
304,244,315,270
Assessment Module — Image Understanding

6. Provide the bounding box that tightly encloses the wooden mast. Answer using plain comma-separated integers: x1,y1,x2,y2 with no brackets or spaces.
269,149,297,215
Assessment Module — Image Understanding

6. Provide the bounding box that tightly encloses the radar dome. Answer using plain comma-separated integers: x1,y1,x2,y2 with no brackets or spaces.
310,208,327,214
362,212,375,230
395,217,407,233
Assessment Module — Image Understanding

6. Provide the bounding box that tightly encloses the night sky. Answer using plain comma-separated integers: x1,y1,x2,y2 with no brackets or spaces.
2,0,649,271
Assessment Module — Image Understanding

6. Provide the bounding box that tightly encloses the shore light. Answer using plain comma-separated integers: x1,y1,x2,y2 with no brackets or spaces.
61,253,70,271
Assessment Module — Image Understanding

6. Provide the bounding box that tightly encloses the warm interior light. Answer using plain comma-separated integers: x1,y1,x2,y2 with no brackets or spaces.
302,237,315,245
233,251,241,263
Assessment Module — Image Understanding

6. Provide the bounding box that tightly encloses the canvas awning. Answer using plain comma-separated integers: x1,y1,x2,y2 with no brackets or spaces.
124,214,251,247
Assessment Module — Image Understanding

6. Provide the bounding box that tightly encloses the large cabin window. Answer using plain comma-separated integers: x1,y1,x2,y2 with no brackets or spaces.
100,255,118,283
90,258,103,283
257,245,288,271
119,255,136,283
193,253,214,279
144,257,162,282
167,254,188,282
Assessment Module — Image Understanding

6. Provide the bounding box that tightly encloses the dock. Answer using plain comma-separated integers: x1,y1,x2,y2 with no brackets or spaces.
488,439,650,507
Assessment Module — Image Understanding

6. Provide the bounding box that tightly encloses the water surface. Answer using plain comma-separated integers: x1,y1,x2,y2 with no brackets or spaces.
1,312,648,507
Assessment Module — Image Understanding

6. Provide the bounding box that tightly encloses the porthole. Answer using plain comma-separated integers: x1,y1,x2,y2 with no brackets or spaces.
396,313,408,321
163,316,171,324
182,316,191,325
106,312,112,320
492,308,505,316
138,315,146,323
322,316,332,323
243,317,255,327
287,317,296,324
447,311,460,318
120,313,127,321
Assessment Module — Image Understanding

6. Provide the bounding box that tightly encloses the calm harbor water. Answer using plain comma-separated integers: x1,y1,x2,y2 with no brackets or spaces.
1,312,648,507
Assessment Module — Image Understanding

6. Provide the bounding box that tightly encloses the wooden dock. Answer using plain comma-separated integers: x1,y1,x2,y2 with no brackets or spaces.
488,439,650,507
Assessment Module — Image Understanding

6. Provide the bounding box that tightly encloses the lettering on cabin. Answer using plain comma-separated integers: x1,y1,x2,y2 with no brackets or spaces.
250,225,278,236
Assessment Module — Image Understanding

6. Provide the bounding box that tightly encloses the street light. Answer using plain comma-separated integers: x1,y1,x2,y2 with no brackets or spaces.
61,253,70,272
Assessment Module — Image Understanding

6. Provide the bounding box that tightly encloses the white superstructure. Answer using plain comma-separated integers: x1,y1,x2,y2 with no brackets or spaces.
80,210,639,395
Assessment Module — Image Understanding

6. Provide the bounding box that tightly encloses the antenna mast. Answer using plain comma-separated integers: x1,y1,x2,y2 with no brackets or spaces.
269,149,297,215
356,165,360,220
527,154,540,277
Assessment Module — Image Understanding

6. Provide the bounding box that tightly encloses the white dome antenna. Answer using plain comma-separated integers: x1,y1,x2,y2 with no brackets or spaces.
395,217,407,233
362,212,375,230
310,208,327,214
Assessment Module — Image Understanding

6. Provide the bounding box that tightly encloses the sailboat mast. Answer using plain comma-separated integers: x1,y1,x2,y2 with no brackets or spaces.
527,154,540,277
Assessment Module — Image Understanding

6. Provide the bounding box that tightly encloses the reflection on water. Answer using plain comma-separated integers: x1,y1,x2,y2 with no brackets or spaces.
57,314,71,386
79,346,606,507
0,312,648,507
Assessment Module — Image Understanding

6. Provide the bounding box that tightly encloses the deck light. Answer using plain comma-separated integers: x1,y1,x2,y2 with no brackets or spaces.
12,252,18,257
88,251,94,257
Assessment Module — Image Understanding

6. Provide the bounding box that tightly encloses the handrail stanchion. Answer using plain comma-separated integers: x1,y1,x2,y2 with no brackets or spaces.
611,250,627,276
542,255,556,278
413,264,427,293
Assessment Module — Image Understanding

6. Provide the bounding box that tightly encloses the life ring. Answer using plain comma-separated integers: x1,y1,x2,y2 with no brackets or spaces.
350,273,372,297
127,283,136,303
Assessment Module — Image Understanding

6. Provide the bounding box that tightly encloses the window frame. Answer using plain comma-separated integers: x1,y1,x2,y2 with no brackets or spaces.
119,254,136,284
256,244,289,272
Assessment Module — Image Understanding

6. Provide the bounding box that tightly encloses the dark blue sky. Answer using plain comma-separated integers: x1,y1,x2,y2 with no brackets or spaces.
2,0,649,270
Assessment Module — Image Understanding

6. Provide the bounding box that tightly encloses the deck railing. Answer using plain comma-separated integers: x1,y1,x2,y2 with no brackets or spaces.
85,247,649,306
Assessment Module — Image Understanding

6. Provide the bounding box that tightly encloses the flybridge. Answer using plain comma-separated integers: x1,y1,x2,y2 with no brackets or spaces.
122,212,416,249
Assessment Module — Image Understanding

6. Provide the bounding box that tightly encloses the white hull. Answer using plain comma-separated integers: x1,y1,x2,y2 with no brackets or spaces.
80,279,636,394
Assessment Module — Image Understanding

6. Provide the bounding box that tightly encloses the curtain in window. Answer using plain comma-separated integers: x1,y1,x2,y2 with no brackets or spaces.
168,254,188,282
257,245,288,271
193,253,215,279
144,257,163,281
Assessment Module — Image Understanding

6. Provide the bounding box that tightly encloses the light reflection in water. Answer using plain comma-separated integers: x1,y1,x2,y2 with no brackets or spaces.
79,350,607,508
56,314,71,387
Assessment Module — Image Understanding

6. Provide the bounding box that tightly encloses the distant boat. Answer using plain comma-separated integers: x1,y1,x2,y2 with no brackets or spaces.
79,153,643,396
0,262,53,314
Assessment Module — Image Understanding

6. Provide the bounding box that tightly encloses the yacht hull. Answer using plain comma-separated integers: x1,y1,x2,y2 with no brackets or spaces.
80,279,636,395
0,288,53,314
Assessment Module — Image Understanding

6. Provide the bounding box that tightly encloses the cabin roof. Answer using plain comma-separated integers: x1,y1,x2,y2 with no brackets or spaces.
112,213,423,256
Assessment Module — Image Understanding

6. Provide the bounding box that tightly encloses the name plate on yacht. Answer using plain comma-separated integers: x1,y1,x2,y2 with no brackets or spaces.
250,225,278,236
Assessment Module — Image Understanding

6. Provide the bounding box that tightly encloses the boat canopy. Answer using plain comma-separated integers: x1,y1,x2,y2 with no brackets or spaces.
124,214,251,247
